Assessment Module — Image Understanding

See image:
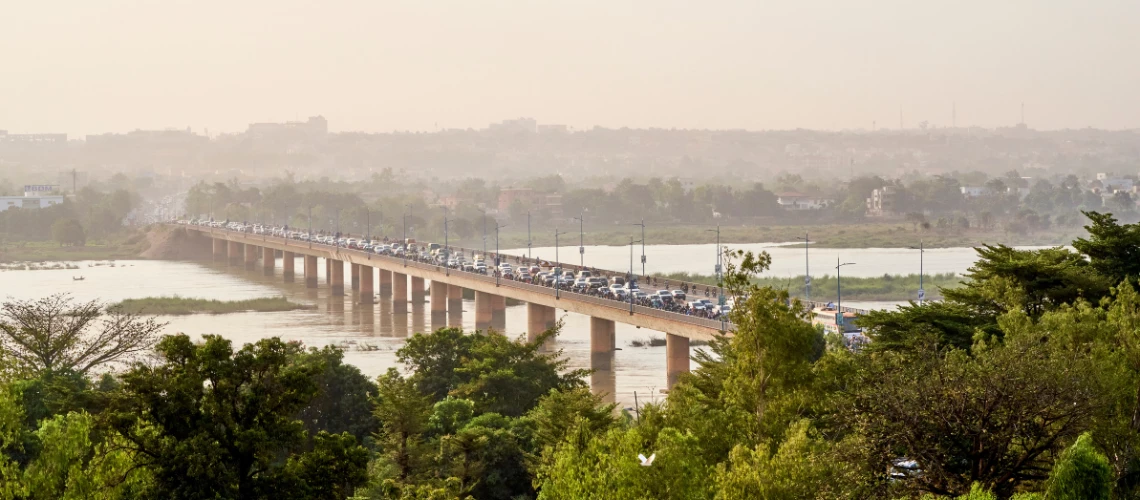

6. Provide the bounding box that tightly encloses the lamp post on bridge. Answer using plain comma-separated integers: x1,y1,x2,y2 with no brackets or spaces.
554,230,568,299
796,232,810,303
572,211,585,268
836,258,856,327
909,240,925,304
402,203,412,267
705,225,723,304
630,236,643,316
494,222,508,286
442,206,451,276
632,220,646,278
527,211,532,261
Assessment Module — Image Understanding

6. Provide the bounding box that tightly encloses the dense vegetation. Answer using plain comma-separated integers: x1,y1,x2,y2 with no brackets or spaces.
5,210,1140,498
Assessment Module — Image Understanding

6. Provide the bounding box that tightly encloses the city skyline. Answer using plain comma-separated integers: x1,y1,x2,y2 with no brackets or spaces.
3,1,1139,136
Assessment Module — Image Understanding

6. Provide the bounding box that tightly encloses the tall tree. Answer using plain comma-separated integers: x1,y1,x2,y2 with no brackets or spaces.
0,294,165,375
107,334,368,499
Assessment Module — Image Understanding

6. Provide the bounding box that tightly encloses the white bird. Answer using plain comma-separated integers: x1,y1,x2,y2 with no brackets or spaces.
638,453,656,466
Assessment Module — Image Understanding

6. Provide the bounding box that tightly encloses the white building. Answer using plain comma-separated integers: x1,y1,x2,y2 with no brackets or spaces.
776,192,832,210
960,186,989,197
0,195,65,212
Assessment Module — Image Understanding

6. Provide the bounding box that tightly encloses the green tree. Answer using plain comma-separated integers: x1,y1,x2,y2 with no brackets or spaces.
51,218,85,247
397,328,588,417
1073,211,1140,286
942,244,1111,318
295,345,379,445
1042,432,1112,500
713,420,850,500
106,334,368,499
372,368,433,483
848,328,1108,497
538,426,713,500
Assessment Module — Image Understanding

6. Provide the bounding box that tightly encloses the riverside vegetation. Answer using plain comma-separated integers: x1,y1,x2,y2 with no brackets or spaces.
112,296,314,315
2,210,1140,498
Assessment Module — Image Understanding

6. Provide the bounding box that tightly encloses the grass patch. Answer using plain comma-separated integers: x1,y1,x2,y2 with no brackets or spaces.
653,272,961,302
0,231,150,262
113,296,315,315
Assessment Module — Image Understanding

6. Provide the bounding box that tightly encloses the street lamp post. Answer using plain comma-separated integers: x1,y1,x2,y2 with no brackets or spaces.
527,211,532,261
909,240,925,303
366,210,371,241
443,207,451,276
481,210,487,257
706,225,723,305
632,220,646,277
495,222,508,285
334,210,340,248
307,205,313,249
796,233,810,302
402,203,412,267
836,258,856,325
630,236,643,315
554,230,568,299
573,212,585,268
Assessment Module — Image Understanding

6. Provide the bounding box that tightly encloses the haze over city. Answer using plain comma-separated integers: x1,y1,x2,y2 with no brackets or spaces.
4,0,1140,136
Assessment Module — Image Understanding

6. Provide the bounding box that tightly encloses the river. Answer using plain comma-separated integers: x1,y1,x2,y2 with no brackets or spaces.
0,244,1014,408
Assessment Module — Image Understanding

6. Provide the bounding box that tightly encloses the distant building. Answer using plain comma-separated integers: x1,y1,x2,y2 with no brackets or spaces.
0,130,67,143
246,116,328,139
866,186,900,216
776,192,832,210
488,118,537,134
0,186,65,212
960,186,989,197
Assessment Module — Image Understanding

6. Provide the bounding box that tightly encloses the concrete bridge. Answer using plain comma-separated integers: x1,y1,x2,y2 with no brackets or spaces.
183,224,731,388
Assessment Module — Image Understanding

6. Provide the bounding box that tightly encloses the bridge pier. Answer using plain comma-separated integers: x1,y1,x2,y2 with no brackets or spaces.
475,291,494,331
590,317,616,402
359,265,373,303
590,317,616,353
430,281,448,313
330,260,344,296
490,294,506,331
262,247,275,275
244,244,258,270
212,238,226,262
527,303,556,344
410,277,425,303
325,258,333,285
304,255,318,288
392,272,408,313
228,241,242,266
283,251,295,282
666,333,690,389
378,269,392,296
351,264,360,291
447,284,463,312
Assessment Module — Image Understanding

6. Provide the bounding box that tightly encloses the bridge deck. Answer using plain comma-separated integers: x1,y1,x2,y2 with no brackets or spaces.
185,226,731,341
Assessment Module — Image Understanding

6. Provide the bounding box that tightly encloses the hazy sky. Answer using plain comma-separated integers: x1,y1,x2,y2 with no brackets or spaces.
3,0,1138,136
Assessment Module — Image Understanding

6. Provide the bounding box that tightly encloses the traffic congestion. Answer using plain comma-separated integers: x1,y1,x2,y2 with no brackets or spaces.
177,219,734,322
